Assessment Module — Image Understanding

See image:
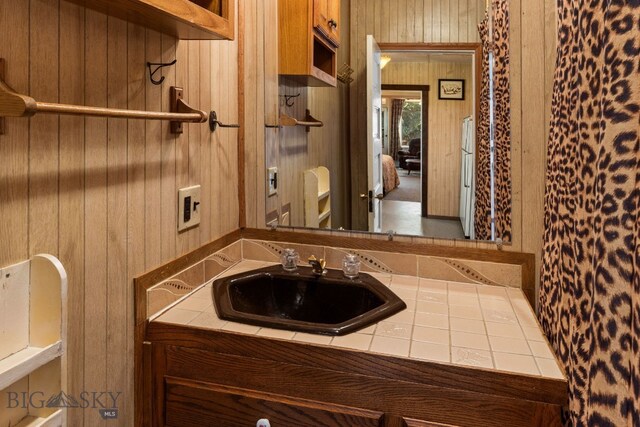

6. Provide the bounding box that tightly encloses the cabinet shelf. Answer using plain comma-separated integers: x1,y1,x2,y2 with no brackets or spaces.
14,410,63,427
64,0,235,40
0,342,63,391
304,166,331,228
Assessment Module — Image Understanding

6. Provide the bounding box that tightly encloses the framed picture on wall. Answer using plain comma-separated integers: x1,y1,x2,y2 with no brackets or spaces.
438,79,465,100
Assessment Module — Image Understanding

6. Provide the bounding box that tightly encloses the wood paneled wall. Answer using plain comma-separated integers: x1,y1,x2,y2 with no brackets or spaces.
382,60,474,217
0,1,239,425
346,0,557,296
259,0,351,230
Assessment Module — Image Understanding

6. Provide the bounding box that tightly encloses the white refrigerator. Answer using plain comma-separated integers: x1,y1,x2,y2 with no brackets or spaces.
459,117,475,239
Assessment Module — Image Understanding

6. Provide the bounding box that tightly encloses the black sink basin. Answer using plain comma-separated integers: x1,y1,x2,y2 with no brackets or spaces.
212,265,406,336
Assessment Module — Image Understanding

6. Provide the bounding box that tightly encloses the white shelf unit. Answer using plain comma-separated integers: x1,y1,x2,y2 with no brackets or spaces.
304,166,332,228
0,255,67,427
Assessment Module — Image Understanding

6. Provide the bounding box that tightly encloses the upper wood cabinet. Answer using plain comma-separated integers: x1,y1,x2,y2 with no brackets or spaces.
279,0,340,87
64,0,235,40
313,0,341,47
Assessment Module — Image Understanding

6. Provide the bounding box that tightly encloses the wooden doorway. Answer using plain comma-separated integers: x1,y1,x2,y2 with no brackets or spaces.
382,84,429,217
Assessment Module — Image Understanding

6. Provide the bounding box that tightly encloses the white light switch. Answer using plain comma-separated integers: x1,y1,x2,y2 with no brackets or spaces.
178,185,201,232
267,167,278,196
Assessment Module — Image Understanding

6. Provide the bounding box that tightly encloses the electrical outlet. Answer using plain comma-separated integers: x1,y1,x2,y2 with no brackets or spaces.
178,185,201,232
267,167,278,196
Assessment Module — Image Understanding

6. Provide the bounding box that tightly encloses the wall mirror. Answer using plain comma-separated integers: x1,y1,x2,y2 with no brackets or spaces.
267,0,511,243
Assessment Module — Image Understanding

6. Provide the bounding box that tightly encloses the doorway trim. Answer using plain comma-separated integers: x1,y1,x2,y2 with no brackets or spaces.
379,42,483,164
382,84,430,217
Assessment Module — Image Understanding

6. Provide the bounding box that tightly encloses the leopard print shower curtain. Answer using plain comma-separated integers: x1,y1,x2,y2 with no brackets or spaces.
539,1,639,425
474,0,512,242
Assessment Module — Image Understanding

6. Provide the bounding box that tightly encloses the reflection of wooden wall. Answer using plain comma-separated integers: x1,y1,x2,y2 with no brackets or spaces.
265,0,352,229
347,0,557,298
0,2,239,425
382,60,474,217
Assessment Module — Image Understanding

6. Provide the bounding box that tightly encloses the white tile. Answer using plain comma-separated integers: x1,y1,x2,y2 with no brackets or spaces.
412,326,449,345
447,282,478,296
536,358,565,379
189,312,227,329
391,275,420,287
448,294,480,308
358,324,377,334
417,290,447,304
370,336,411,357
449,317,485,334
191,287,214,300
390,286,418,301
292,333,332,345
414,312,449,329
485,322,525,339
522,325,545,342
449,304,483,320
451,347,493,369
156,308,201,325
489,336,531,355
386,309,415,324
221,322,261,335
493,353,539,376
368,272,392,284
528,341,556,359
450,331,490,350
482,308,518,324
479,298,512,311
257,328,296,340
175,297,212,312
416,301,448,315
331,334,373,351
419,278,447,294
375,322,412,339
476,285,508,300
506,287,526,299
410,341,450,363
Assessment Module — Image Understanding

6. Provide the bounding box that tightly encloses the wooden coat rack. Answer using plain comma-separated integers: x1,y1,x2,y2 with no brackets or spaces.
279,109,323,132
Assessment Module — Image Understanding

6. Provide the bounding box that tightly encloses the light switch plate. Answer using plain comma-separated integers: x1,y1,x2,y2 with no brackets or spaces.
267,167,278,196
178,185,201,232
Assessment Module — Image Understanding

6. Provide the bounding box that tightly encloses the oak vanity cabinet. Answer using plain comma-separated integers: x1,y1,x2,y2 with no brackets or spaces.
279,0,340,87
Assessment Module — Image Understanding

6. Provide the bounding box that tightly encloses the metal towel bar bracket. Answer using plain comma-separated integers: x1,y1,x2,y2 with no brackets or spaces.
209,110,240,132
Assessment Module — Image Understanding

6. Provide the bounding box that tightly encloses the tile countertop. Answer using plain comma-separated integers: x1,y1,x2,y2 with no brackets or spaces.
152,260,565,381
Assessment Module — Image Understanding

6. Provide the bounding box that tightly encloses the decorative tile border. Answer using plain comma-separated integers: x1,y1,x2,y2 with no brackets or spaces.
146,241,242,319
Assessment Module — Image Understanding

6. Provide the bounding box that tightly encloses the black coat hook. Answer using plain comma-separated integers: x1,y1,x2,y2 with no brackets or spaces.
209,111,240,132
147,59,177,85
280,93,301,107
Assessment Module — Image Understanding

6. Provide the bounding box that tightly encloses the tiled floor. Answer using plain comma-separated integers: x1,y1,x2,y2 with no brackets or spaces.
154,261,565,380
381,200,465,239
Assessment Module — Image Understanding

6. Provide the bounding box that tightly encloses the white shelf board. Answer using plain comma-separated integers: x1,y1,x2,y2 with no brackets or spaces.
318,190,330,200
15,409,63,427
318,210,331,222
0,341,63,390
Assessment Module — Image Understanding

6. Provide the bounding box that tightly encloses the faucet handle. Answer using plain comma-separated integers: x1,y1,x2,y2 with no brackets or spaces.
308,255,326,270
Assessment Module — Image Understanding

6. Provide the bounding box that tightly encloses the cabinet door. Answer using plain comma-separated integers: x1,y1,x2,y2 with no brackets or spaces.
314,0,340,46
326,0,340,45
165,378,384,427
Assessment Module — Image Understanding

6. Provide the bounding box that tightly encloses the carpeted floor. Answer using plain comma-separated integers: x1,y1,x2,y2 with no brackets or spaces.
384,173,421,203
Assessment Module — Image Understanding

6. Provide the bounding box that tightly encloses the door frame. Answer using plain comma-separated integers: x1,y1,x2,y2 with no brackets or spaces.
379,43,483,175
381,84,430,217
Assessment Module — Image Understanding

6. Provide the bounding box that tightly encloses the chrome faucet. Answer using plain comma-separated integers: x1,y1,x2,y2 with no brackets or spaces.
308,256,327,276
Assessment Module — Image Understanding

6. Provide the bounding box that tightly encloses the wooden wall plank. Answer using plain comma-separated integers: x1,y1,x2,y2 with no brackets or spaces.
0,0,30,268
29,0,59,257
199,41,212,243
0,2,241,425
106,14,129,424
58,3,85,425
160,34,177,262
144,29,163,268
83,8,108,427
127,20,147,426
